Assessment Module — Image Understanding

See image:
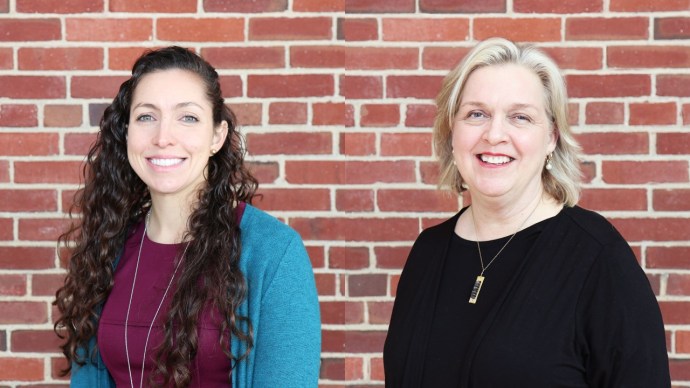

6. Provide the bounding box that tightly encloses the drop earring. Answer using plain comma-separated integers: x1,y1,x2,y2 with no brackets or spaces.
545,153,553,171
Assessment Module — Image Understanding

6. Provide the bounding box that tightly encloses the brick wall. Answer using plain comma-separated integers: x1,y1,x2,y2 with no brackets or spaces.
0,0,688,386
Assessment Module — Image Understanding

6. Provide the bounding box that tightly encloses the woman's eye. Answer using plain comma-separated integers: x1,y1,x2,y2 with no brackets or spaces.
136,114,154,122
513,114,532,123
467,111,486,119
182,115,199,123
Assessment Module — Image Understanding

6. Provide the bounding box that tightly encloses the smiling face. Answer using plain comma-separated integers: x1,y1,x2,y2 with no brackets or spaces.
127,69,227,203
452,64,557,203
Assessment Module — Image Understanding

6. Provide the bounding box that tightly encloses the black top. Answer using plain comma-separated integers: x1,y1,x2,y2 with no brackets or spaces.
384,206,670,388
422,215,546,387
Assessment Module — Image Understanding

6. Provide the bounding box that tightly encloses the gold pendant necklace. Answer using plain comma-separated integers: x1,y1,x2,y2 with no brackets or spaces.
468,203,538,304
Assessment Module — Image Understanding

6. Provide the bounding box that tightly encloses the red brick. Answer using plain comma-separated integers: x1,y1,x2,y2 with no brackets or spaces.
580,162,596,184
320,357,345,379
336,189,375,212
608,45,690,68
267,102,308,125
566,74,650,98
340,75,383,99
213,74,243,97
204,0,287,12
603,161,688,184
655,17,690,39
566,17,647,40
612,218,690,242
11,330,62,353
330,246,370,269
610,0,689,11
202,47,285,69
315,273,336,296
110,0,195,12
585,102,624,124
291,217,419,241
420,0,505,12
66,18,152,41
345,47,418,70
71,75,128,98
108,46,154,70
286,161,416,184
568,102,579,126
18,47,103,70
382,18,469,41
371,357,385,381
249,17,331,40
321,301,363,325
0,76,65,99
576,132,648,154
629,102,677,125
306,245,325,268
15,161,83,184
346,0,414,12
678,331,690,353
668,274,690,296
381,132,432,156
0,133,58,156
65,132,97,155
654,189,690,211
32,274,66,296
0,302,48,324
247,132,331,154
387,75,444,99
474,18,561,42
0,217,11,240
406,104,436,127
420,160,440,185
390,274,401,297
345,104,355,127
360,104,400,127
375,246,410,269
0,47,11,69
159,18,243,42
314,102,345,126
44,104,82,127
422,47,471,70
253,188,330,211
339,18,378,41
0,357,44,380
378,189,459,212
247,161,279,184
17,0,102,12
0,18,61,41
658,133,690,155
348,274,387,296
19,218,71,242
684,104,690,125
344,330,387,352
657,74,690,97
291,45,343,68
344,357,364,380
0,104,38,127
670,358,690,380
658,301,690,324
541,47,603,70
248,74,334,97
51,356,70,381
0,190,57,212
0,275,26,296
579,188,647,211
294,0,343,11
368,301,394,324
230,103,262,126
515,0,601,12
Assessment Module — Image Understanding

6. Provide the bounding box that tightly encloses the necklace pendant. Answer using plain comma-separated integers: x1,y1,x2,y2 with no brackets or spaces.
469,275,485,304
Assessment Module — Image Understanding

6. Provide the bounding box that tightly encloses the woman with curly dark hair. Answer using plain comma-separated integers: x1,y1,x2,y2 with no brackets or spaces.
54,46,321,387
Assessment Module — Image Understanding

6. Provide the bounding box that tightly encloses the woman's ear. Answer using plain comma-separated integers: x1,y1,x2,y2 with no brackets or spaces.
212,120,229,152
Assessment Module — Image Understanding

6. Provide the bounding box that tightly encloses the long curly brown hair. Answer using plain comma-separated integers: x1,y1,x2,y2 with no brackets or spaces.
54,46,258,386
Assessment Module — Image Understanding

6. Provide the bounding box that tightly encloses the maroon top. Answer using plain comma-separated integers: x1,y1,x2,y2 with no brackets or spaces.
98,202,246,387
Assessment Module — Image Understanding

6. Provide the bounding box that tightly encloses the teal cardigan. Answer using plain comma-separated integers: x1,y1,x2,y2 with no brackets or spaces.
70,204,321,387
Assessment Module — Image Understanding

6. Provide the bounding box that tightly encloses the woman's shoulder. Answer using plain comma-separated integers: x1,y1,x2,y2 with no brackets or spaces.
561,205,625,245
240,204,301,242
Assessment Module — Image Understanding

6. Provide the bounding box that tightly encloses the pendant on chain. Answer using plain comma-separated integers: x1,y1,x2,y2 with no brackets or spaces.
469,275,485,304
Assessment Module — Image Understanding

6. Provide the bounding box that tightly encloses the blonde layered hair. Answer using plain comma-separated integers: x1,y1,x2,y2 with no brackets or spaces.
433,37,583,206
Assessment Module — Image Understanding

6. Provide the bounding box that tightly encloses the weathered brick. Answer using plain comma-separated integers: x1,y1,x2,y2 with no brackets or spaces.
267,102,308,125
248,74,334,97
654,189,690,211
657,74,690,97
340,75,383,99
249,17,332,40
387,75,444,99
360,104,400,127
110,0,196,12
346,0,415,13
17,0,102,13
338,18,378,41
204,0,287,12
290,45,344,68
0,18,61,41
339,133,376,156
0,104,38,127
345,47,418,70
254,188,330,211
655,17,690,39
610,0,689,11
421,0,505,12
576,132,648,154
657,133,690,155
515,0,601,12
603,161,688,184
158,18,244,42
380,133,433,156
566,74,650,98
566,17,648,40
608,45,690,68
293,0,342,11
65,18,153,41
382,18,469,41
629,102,677,125
247,132,331,154
474,17,561,42
0,76,65,99
584,102,624,124
542,47,603,70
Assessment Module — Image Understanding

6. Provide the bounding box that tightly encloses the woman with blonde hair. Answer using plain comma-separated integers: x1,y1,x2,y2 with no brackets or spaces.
384,38,669,387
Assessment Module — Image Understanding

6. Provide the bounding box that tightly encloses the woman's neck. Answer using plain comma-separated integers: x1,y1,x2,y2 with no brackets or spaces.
147,196,194,244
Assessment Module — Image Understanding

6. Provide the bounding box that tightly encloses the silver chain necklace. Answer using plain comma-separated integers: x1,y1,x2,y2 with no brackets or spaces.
124,211,190,388
468,203,538,304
